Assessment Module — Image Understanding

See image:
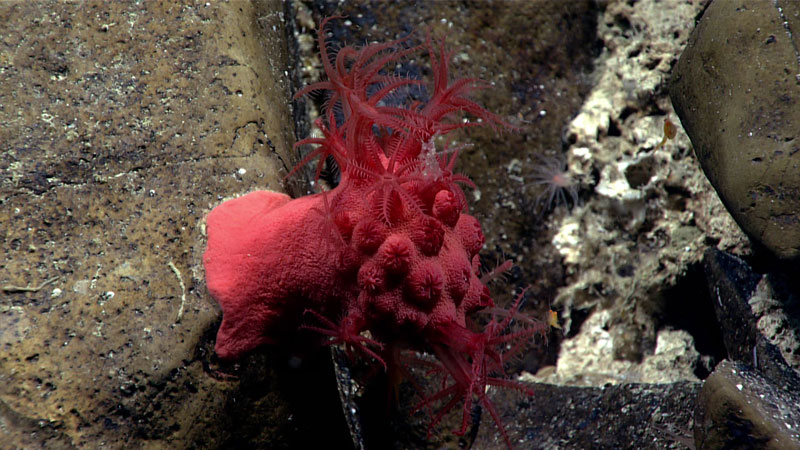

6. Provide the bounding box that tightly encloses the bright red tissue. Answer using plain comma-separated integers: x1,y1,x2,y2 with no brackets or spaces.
203,17,546,448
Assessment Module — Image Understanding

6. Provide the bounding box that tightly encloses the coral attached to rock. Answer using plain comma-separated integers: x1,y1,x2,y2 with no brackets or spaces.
203,17,546,447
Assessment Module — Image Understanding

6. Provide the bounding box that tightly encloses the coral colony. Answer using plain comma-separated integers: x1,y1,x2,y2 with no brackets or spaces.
203,17,547,448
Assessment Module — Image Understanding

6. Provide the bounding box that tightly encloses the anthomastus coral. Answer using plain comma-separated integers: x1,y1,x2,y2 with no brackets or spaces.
203,17,547,448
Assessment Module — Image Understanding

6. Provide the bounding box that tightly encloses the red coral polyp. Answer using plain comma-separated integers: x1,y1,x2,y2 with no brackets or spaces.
352,218,387,254
454,214,485,257
203,17,542,448
433,188,461,227
406,260,445,307
379,235,413,275
411,216,445,256
358,263,385,294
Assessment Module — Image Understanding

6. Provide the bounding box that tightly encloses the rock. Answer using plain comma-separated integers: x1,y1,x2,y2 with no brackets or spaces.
0,1,310,448
749,272,800,374
702,248,800,393
539,0,747,386
480,381,700,450
699,249,800,448
695,360,800,449
534,309,703,386
332,345,701,449
552,0,749,375
670,0,800,260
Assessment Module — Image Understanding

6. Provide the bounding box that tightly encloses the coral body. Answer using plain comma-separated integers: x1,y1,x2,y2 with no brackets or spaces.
203,17,544,447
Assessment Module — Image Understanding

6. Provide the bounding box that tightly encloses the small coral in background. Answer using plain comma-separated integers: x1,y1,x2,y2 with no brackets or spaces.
203,17,546,448
526,154,580,214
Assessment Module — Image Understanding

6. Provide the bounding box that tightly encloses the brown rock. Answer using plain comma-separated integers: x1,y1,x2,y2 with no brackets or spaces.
670,0,800,260
695,360,800,449
0,0,296,447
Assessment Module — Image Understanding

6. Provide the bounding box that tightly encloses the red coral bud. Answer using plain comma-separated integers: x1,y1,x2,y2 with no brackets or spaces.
432,189,461,227
407,261,444,307
380,234,413,275
479,284,493,308
463,284,494,315
412,216,445,256
358,263,384,294
353,219,386,254
337,246,361,275
334,211,355,241
447,259,472,304
454,215,484,257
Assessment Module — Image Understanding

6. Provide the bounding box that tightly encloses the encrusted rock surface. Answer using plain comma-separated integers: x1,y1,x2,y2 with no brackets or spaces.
670,0,800,260
535,0,749,387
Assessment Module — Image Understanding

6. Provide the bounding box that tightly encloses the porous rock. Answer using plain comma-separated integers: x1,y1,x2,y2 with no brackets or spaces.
544,0,745,385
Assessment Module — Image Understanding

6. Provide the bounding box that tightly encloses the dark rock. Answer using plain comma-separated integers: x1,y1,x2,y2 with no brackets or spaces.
670,0,800,260
695,360,800,449
333,345,701,450
702,248,800,393
698,249,800,449
480,381,699,450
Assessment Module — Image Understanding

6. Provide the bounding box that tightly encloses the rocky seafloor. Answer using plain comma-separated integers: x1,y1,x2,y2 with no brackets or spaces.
1,1,798,449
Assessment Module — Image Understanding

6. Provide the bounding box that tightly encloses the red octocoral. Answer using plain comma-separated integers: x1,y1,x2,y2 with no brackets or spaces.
203,17,544,448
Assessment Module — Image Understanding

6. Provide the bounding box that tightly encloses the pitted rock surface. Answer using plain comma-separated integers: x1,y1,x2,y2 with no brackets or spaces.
0,1,302,448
